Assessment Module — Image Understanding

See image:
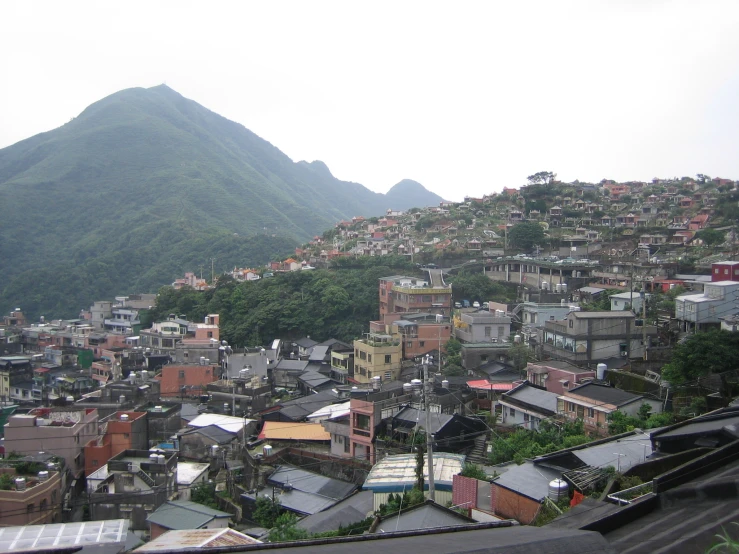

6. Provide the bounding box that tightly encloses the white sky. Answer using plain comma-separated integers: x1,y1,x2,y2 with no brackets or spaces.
2,1,739,201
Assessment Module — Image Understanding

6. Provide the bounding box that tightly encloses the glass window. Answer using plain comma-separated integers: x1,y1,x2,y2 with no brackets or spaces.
385,355,391,364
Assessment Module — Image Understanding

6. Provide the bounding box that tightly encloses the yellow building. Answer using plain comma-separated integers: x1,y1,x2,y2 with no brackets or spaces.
352,332,402,384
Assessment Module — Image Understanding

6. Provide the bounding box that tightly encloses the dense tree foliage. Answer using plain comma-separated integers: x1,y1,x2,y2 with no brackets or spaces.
0,86,440,320
696,228,725,246
151,257,416,346
190,482,219,510
447,271,517,304
507,221,546,251
607,405,674,434
253,497,284,529
489,420,592,465
660,330,739,385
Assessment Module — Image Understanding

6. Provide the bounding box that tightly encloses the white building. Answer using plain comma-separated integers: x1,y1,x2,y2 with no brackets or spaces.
675,281,739,332
610,292,651,314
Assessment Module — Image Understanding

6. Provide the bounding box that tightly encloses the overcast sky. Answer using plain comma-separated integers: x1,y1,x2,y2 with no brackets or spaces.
2,1,739,201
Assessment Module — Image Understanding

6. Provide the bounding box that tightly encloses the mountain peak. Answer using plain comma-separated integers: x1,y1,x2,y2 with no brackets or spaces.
385,179,444,207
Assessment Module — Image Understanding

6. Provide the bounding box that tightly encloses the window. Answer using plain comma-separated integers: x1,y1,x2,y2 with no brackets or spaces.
498,326,505,337
92,460,98,467
485,327,492,337
355,414,370,430
123,433,130,439
344,439,350,453
419,341,425,347
567,402,575,412
587,408,595,418
523,413,529,422
407,342,412,348
178,370,185,379
207,332,213,338
509,408,516,417
367,354,372,363
385,355,392,364
27,504,34,514
569,319,574,328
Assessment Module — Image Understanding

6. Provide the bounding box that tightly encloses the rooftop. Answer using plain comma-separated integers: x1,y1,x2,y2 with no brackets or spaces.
0,519,128,553
187,413,253,434
134,528,259,552
146,500,231,531
566,382,643,407
364,453,465,492
258,421,331,441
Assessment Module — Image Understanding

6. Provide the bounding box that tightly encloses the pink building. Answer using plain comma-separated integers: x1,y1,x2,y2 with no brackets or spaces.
4,408,99,479
526,361,596,396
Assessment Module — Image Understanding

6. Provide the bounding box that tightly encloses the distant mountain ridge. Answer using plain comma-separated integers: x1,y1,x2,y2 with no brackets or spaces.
0,85,442,318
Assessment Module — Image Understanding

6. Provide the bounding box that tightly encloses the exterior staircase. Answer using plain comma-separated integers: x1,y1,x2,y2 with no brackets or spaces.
466,434,488,465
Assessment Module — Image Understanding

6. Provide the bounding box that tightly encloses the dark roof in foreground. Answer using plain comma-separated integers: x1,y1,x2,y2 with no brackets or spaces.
374,500,475,533
250,524,616,554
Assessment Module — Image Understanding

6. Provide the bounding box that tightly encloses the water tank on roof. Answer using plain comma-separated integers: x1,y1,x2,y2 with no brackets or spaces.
263,444,273,457
548,478,569,501
442,379,449,389
561,283,568,292
120,413,129,421
597,363,608,381
372,376,381,390
37,471,49,482
153,405,163,413
15,478,26,491
403,383,413,394
542,281,549,291
119,395,126,405
157,454,165,464
411,378,423,394
514,335,521,343
555,283,563,293
149,453,159,461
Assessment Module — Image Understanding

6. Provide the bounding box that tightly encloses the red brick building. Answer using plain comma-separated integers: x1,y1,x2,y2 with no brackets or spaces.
84,411,148,476
159,364,218,398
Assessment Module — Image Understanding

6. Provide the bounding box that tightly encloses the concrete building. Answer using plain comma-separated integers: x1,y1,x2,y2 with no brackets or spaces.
454,310,511,344
610,292,651,313
0,466,63,526
352,332,402,384
349,389,413,463
4,408,99,479
675,281,739,332
88,449,178,530
159,363,219,398
379,275,452,317
712,261,739,282
84,411,148,476
526,360,596,396
539,311,656,365
176,462,210,501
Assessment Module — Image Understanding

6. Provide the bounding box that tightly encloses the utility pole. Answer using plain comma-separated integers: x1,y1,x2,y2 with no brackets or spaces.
641,290,648,361
423,355,436,501
211,258,216,284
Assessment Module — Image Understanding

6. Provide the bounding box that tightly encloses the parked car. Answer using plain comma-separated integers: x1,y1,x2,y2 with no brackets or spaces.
463,300,471,308
454,302,462,308
473,301,481,308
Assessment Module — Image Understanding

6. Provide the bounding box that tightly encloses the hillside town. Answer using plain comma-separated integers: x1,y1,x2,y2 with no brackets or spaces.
2,175,739,553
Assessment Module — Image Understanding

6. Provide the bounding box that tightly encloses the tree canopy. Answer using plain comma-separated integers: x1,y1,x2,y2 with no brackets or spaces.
508,221,546,251
527,171,557,185
660,330,739,385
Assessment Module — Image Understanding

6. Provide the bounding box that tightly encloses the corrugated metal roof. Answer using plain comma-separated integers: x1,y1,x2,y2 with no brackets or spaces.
146,500,231,531
133,528,260,551
258,421,330,441
364,453,465,491
467,380,514,391
187,413,253,434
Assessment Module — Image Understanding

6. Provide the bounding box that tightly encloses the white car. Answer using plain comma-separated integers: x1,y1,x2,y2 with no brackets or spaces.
473,301,481,308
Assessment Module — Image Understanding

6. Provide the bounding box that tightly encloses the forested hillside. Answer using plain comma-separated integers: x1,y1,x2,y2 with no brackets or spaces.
0,85,442,319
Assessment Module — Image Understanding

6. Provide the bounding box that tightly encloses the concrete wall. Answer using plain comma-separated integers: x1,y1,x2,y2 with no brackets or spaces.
0,469,62,526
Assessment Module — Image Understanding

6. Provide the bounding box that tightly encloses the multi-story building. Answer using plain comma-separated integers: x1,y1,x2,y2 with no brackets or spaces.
329,342,355,384
539,311,656,365
88,449,178,530
371,313,451,360
352,332,402,384
0,356,33,403
675,281,739,332
349,389,413,463
0,466,63,526
140,315,219,355
379,276,452,317
4,408,99,479
85,411,148,476
160,363,219,398
453,310,511,344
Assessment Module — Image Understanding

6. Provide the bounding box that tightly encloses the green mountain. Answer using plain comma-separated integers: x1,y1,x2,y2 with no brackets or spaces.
0,85,442,319
385,179,444,210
